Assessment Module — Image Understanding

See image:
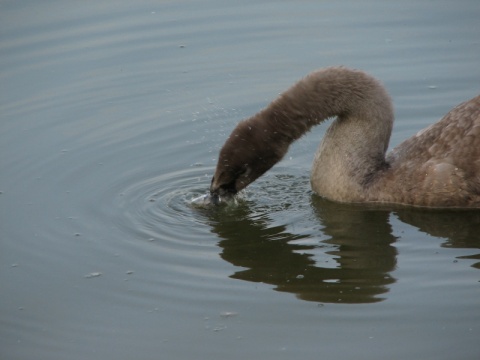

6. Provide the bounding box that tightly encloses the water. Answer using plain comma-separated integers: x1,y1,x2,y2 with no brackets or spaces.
1,1,479,359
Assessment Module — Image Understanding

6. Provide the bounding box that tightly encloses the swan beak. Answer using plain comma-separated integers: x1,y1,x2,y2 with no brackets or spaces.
208,188,231,205
209,192,220,205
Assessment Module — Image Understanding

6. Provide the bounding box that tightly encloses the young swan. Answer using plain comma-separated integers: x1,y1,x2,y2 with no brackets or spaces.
210,67,480,208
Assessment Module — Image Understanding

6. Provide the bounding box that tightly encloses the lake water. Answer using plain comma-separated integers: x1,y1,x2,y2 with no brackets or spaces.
1,1,479,359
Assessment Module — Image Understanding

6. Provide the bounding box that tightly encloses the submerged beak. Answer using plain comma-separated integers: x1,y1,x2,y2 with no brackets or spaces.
209,188,236,205
190,192,221,207
209,192,220,205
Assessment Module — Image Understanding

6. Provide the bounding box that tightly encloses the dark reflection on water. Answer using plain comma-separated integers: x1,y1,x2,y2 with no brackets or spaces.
199,194,480,304
201,196,398,304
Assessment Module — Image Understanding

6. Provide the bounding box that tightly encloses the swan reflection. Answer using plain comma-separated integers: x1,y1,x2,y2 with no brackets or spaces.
200,195,480,304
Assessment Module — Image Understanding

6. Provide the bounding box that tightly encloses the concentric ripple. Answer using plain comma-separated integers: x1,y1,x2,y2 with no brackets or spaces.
111,166,216,242
109,163,316,247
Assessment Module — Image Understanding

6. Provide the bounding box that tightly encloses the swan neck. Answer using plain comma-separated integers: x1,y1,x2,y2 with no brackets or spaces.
265,67,394,145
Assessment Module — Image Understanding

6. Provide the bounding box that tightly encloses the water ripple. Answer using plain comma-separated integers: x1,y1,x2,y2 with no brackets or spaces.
114,167,213,235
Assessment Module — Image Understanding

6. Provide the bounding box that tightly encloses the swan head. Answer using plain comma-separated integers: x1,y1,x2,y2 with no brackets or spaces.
210,160,253,199
210,118,290,199
209,149,258,199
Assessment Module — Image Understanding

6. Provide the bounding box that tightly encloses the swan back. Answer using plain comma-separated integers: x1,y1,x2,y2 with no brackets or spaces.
375,95,480,207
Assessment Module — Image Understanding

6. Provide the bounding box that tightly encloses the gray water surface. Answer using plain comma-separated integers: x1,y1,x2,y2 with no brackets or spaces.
1,1,480,359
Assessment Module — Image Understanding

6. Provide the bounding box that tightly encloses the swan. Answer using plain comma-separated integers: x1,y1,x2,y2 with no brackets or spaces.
209,66,480,208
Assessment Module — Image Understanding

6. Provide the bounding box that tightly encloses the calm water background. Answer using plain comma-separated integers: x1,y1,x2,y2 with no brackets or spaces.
1,1,480,359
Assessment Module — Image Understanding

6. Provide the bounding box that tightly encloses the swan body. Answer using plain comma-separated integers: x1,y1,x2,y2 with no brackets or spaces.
210,67,480,208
